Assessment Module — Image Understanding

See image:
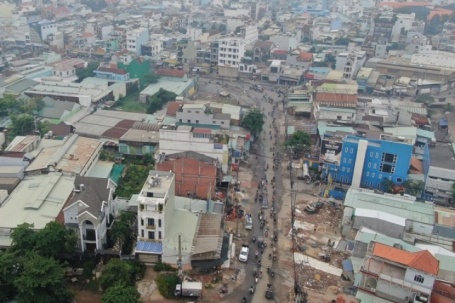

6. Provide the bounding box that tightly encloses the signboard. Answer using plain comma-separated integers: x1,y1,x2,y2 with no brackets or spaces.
319,139,343,165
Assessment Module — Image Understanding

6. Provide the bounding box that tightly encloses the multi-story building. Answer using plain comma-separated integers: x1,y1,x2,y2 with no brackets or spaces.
356,242,439,303
159,125,229,173
320,133,413,189
425,144,455,206
335,49,367,80
126,28,149,55
372,11,395,42
176,103,231,129
218,37,246,67
141,40,163,57
391,13,416,43
135,170,175,264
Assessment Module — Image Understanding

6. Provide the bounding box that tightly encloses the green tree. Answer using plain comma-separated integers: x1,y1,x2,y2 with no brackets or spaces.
415,93,434,104
308,46,317,53
285,130,311,148
325,54,336,69
244,50,253,58
34,221,77,259
34,98,45,117
177,28,187,34
156,273,180,299
334,37,351,45
381,178,394,193
241,109,264,135
9,114,36,136
101,284,141,303
76,61,99,81
0,251,20,302
403,180,425,196
146,88,177,114
99,259,136,291
14,252,73,303
10,223,37,255
0,95,18,116
144,71,160,85
111,211,136,250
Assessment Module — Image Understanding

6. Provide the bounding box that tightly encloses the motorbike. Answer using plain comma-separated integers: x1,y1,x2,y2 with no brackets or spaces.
219,287,228,294
249,285,255,294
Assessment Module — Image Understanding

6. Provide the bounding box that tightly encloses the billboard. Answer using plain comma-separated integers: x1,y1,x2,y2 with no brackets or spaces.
319,139,343,165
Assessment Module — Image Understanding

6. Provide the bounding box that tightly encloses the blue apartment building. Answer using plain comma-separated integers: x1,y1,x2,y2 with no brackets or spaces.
321,134,413,190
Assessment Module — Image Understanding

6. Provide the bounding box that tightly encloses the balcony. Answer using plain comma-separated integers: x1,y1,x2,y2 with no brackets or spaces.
146,225,156,230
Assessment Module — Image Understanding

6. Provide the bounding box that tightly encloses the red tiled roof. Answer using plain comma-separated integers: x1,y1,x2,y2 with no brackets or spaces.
156,69,186,78
432,280,455,303
193,128,211,134
373,243,439,275
166,102,182,116
83,32,94,38
101,120,136,139
410,157,423,174
98,67,128,75
315,92,358,107
272,49,287,55
299,52,313,61
156,158,216,199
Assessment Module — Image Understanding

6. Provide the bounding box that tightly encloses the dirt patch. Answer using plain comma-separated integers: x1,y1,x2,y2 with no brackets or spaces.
72,289,102,303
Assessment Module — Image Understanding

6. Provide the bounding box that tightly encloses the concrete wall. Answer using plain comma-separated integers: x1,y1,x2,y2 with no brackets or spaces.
353,216,404,239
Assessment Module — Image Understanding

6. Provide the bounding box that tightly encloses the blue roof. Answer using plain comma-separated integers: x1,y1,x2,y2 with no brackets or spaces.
136,241,163,253
342,259,354,272
439,117,448,127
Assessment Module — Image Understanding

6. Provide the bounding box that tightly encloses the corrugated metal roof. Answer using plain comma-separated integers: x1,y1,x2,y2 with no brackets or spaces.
136,241,163,253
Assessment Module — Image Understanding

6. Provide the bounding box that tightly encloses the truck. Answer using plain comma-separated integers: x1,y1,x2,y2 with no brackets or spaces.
174,281,203,298
239,244,249,262
245,214,253,230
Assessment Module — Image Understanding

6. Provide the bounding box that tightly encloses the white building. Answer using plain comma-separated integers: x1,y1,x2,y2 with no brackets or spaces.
36,19,57,41
336,49,367,79
176,103,231,129
159,125,229,173
126,28,149,55
135,171,175,264
63,177,118,252
218,37,246,67
391,13,415,43
244,23,258,45
186,27,202,41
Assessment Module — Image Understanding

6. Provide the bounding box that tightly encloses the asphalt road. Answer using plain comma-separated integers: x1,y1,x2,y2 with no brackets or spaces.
212,81,286,303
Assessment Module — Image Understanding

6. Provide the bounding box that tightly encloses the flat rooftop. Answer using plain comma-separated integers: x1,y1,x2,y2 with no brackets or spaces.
139,170,174,198
0,173,75,246
429,144,455,170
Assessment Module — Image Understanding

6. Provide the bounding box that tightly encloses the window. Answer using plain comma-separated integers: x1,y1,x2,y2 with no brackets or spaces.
159,231,162,239
337,115,342,120
179,119,182,122
375,153,379,158
148,231,155,240
141,219,144,226
348,159,352,164
187,110,192,113
382,152,397,163
195,111,200,113
350,148,354,153
345,147,349,153
372,173,375,178
373,163,377,169
397,177,403,183
221,121,225,124
147,218,154,226
370,152,373,157
196,120,199,124
141,230,144,237
368,163,371,168
366,172,370,176
342,167,345,172
379,174,382,179
343,158,346,163
158,219,161,228
213,121,216,124
414,275,424,283
380,163,395,174
347,168,350,173
187,119,191,123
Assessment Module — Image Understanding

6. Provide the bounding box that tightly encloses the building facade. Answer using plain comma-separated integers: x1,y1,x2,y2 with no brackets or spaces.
126,28,149,55
218,37,246,67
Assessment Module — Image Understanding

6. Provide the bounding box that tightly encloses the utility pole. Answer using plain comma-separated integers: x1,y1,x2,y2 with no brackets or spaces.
177,234,183,276
235,148,241,237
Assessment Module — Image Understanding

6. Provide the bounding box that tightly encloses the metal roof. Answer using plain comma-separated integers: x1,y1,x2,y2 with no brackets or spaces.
135,241,163,253
344,188,435,225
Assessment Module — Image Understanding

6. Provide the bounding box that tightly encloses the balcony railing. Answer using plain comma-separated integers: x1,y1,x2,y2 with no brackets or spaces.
146,225,156,230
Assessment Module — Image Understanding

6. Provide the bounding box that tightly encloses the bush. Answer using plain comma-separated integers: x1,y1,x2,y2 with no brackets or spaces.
128,260,146,280
153,262,176,272
156,273,179,299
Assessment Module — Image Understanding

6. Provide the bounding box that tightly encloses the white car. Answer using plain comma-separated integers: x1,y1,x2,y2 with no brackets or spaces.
239,245,249,262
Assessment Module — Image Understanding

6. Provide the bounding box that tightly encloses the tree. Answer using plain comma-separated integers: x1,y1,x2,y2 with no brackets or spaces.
10,223,37,255
34,98,45,117
241,109,264,135
14,252,73,303
156,273,180,299
110,210,136,250
99,259,136,291
76,61,99,81
144,72,159,85
146,88,177,114
101,284,141,303
415,93,434,104
381,178,394,193
34,221,77,259
334,37,351,46
285,130,311,148
325,54,336,69
177,28,187,34
9,114,36,136
308,46,317,53
403,180,425,197
0,251,20,302
244,50,253,58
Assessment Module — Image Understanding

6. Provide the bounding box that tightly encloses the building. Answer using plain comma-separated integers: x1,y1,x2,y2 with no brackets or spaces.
372,11,395,42
176,103,231,129
391,13,416,43
115,55,151,89
139,75,195,103
320,133,413,189
0,173,75,248
134,170,225,267
252,40,275,62
356,242,438,303
218,37,246,67
141,40,163,57
94,66,130,81
118,126,161,156
24,80,113,108
335,49,367,80
425,144,455,206
63,176,117,252
159,125,229,173
135,170,175,264
126,28,149,55
25,135,102,176
5,135,41,153
156,156,217,200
